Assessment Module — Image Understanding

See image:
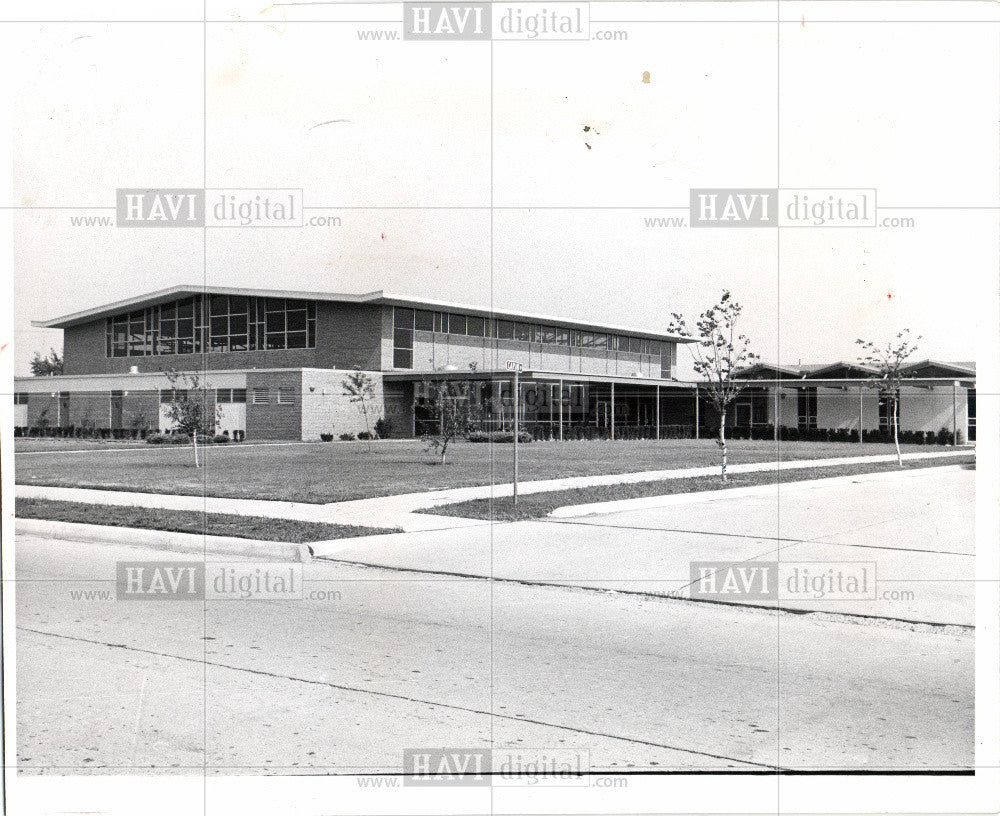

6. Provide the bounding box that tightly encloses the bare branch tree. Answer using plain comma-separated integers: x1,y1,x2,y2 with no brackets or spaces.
668,290,759,481
856,329,920,467
162,371,221,468
342,367,379,453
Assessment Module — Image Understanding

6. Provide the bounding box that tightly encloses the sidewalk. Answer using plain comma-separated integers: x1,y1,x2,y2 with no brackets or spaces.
15,449,970,532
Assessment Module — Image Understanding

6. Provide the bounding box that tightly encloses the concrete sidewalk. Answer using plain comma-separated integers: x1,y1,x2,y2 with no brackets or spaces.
15,449,971,532
310,467,975,627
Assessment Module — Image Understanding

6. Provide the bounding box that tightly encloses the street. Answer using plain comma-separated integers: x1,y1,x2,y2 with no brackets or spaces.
16,469,974,775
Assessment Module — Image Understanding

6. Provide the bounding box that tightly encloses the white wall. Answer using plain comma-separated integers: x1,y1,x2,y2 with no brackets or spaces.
817,389,880,431
300,369,385,441
900,385,968,438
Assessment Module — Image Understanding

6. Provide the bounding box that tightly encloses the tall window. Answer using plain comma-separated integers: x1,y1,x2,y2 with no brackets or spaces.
393,307,414,369
107,295,315,357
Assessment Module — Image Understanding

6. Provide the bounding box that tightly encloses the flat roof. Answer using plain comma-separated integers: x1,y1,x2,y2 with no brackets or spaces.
383,368,694,388
31,284,691,343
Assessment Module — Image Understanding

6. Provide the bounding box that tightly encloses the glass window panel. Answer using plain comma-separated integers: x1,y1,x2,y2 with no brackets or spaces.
266,333,285,350
266,311,285,334
229,314,247,335
496,320,514,340
593,333,607,349
581,332,594,347
542,326,556,344
433,312,443,333
211,316,228,335
466,316,485,337
448,313,467,335
286,310,307,332
266,298,285,313
514,322,531,341
210,295,227,316
232,389,247,403
414,309,434,331
393,348,412,368
307,322,315,348
286,331,307,349
556,328,570,345
394,307,414,329
229,295,248,313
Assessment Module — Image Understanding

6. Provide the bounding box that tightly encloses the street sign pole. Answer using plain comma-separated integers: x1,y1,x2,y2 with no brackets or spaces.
505,361,522,506
513,367,519,506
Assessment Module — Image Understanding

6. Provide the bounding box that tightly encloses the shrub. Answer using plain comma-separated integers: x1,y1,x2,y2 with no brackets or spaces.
339,432,356,441
146,434,166,444
320,432,334,442
937,426,953,446
373,417,392,439
357,431,373,441
212,434,230,444
924,431,936,444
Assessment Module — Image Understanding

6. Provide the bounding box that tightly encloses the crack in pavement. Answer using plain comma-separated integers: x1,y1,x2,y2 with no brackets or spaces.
17,626,777,771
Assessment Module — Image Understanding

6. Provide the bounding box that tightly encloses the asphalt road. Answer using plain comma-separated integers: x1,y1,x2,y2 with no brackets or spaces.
16,522,973,775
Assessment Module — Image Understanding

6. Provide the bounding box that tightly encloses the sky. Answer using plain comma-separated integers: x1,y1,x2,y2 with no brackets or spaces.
6,1,999,377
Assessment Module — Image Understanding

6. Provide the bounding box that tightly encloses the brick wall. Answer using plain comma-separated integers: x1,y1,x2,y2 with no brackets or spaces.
60,302,383,376
245,371,302,440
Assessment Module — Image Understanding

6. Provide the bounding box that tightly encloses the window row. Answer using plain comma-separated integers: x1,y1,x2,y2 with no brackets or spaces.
394,307,670,356
107,296,317,357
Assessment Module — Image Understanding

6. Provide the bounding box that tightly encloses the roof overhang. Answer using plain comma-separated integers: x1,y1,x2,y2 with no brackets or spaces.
384,368,695,388
31,285,691,343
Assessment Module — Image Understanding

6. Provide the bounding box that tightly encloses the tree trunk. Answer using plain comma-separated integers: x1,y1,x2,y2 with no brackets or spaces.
440,443,447,466
718,410,728,482
362,404,372,453
893,397,902,467
192,432,200,468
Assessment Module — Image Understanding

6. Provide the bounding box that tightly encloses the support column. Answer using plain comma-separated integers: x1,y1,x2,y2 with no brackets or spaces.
694,386,700,439
655,384,661,440
558,379,564,441
610,381,615,440
858,384,863,444
952,380,958,445
773,385,779,442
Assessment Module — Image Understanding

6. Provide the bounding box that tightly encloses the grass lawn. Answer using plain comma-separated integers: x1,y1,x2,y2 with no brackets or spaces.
15,437,959,504
15,498,400,542
424,456,976,522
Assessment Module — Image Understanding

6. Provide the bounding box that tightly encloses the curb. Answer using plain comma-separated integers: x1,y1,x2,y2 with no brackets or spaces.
15,518,312,562
548,463,972,519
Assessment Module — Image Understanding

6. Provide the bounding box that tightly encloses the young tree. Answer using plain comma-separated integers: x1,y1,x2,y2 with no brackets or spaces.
856,330,920,467
668,291,759,482
30,348,64,376
162,371,220,468
342,367,379,452
420,373,480,465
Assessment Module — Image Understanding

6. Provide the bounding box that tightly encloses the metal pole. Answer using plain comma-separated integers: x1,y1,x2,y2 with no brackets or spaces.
558,378,563,441
513,369,519,506
610,381,615,440
655,384,661,440
952,381,958,445
694,386,700,439
858,384,863,444
773,386,778,442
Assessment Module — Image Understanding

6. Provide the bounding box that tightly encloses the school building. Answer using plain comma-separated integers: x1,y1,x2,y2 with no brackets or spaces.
13,285,976,445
